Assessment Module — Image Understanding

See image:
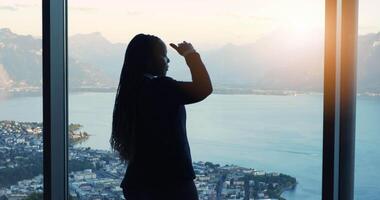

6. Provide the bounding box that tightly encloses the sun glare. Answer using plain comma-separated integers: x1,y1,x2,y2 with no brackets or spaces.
281,18,323,45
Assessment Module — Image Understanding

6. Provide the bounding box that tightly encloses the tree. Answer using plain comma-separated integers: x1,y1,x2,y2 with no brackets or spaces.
24,192,42,200
24,193,75,200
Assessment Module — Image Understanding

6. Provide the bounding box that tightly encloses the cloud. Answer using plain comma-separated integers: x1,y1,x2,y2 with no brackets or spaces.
359,25,380,30
217,11,274,22
124,10,142,16
248,16,273,22
14,4,38,8
0,3,38,11
0,6,17,11
69,6,97,12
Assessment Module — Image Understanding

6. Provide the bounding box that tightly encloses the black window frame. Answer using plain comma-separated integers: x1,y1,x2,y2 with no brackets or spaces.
43,0,68,199
42,0,358,199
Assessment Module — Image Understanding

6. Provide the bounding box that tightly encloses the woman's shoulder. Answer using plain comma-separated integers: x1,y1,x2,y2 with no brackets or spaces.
153,76,176,83
149,76,187,104
142,75,174,87
150,76,180,88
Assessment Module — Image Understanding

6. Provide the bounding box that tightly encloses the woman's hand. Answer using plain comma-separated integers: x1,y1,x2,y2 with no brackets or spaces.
169,41,197,57
168,41,212,104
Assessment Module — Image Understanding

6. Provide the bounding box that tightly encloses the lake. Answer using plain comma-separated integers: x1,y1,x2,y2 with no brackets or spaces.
0,93,379,199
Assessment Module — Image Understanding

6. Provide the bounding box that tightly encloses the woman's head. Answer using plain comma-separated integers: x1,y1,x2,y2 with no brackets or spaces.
110,33,169,162
124,34,170,77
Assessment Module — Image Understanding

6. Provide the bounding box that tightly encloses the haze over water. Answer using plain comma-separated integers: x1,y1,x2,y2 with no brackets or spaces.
0,93,379,199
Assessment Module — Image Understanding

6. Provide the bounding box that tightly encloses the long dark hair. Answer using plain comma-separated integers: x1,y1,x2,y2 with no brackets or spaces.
110,34,161,162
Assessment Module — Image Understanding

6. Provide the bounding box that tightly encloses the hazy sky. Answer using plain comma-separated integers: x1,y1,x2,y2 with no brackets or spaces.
1,0,379,49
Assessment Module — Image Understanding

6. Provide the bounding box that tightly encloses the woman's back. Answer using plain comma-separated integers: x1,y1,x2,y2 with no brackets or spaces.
121,75,195,189
112,35,212,200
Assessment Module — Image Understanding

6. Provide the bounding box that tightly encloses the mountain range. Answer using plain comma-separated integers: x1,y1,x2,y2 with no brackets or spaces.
0,28,115,90
0,27,379,93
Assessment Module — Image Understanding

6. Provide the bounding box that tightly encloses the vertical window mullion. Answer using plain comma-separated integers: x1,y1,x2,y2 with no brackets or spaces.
338,0,358,199
43,0,68,199
323,0,358,199
323,0,338,199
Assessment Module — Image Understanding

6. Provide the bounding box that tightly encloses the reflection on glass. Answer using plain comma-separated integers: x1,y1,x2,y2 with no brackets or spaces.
355,0,380,198
68,0,324,199
0,0,43,198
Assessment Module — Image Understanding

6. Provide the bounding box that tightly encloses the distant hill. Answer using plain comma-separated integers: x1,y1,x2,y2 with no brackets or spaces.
0,27,379,92
357,33,380,92
0,28,114,90
69,32,125,79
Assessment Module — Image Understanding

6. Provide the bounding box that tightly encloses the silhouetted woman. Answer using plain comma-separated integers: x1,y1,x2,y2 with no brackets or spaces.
110,34,212,200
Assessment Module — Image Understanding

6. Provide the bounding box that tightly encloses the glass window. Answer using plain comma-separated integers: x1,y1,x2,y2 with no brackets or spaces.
68,0,324,199
0,0,43,199
355,0,380,198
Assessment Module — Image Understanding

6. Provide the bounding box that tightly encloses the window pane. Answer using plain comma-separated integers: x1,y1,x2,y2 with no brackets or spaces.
0,0,43,199
355,0,380,198
68,0,324,199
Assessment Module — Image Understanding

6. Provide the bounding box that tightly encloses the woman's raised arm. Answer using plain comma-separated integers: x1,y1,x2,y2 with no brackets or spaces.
169,42,213,103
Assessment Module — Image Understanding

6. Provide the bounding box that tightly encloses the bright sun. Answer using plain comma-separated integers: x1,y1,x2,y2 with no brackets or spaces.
284,18,323,44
